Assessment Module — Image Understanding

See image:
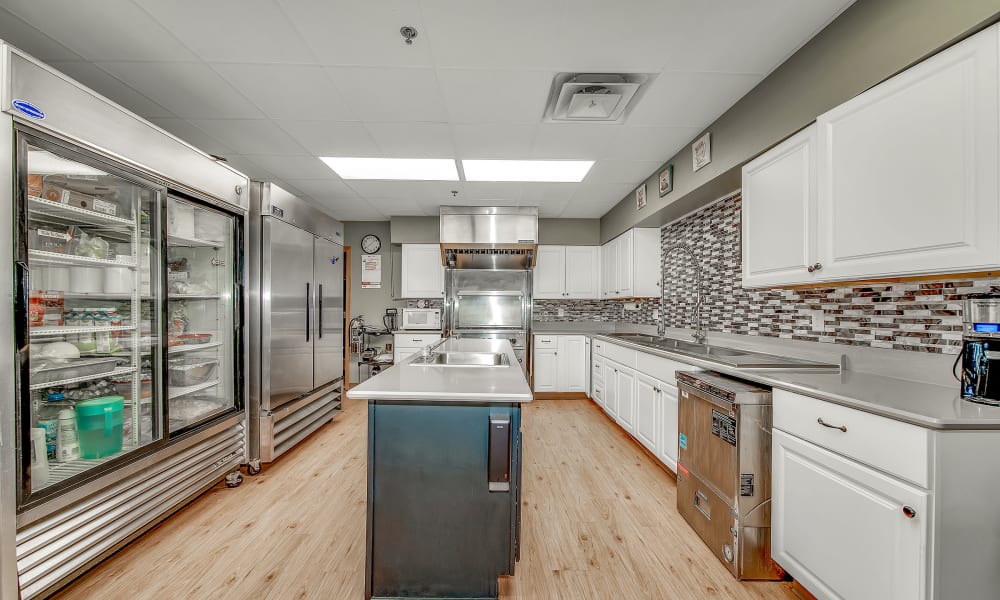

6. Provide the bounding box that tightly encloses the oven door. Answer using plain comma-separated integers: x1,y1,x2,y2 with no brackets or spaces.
453,291,525,330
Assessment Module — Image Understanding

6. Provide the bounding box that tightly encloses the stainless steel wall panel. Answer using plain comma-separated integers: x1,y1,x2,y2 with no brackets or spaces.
15,422,244,599
1,45,248,209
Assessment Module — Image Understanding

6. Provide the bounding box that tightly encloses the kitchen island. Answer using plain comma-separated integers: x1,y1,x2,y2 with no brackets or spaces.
346,337,532,600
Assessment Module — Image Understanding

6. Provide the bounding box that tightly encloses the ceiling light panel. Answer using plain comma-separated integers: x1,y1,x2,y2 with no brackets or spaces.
462,160,594,182
320,157,459,180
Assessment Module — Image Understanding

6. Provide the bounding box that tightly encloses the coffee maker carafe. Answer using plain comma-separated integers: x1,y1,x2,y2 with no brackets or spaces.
958,294,1000,405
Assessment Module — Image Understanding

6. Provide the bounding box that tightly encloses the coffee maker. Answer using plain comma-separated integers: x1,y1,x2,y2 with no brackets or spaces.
958,294,1000,405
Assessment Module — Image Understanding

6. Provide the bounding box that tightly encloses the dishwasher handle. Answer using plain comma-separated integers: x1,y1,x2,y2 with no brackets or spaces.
488,413,511,492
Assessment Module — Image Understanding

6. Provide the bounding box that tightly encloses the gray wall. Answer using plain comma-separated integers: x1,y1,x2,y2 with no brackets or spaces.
600,0,1000,242
390,216,600,245
343,221,403,328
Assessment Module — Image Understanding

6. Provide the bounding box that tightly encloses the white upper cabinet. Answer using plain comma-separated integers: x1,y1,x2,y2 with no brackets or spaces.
741,24,1000,287
533,246,600,299
742,125,818,287
602,228,661,298
815,24,1000,281
400,244,444,298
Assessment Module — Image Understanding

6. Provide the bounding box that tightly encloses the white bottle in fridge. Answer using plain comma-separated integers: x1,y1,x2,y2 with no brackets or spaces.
30,427,49,487
56,409,80,462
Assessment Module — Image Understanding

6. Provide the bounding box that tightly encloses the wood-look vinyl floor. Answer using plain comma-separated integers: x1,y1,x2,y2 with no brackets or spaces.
56,398,800,600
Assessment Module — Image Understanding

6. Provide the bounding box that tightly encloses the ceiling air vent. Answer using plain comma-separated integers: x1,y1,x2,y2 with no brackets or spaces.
543,73,653,124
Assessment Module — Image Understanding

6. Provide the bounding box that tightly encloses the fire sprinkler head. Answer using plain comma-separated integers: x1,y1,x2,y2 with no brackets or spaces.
400,26,418,45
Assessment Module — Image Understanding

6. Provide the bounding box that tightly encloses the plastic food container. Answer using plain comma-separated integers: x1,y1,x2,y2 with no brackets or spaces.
168,359,218,387
29,226,71,253
31,357,117,385
178,333,212,345
75,396,123,459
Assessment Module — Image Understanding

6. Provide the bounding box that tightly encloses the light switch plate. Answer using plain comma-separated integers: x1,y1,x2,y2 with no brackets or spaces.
557,308,565,317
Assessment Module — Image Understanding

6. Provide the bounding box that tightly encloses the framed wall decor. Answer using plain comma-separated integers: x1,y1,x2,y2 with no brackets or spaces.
635,183,647,210
692,133,711,171
658,164,673,196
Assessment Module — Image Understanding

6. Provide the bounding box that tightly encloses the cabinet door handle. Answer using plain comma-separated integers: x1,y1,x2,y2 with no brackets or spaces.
817,417,847,432
902,506,917,519
807,262,823,273
653,388,661,393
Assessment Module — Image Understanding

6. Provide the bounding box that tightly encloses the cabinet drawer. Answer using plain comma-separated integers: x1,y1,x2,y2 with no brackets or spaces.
592,339,606,356
534,335,558,349
591,360,605,385
773,389,931,487
395,333,441,347
636,352,698,384
603,342,636,368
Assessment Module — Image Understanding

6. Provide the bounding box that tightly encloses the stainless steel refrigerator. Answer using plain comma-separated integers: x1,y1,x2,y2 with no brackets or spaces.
0,42,249,598
248,183,344,470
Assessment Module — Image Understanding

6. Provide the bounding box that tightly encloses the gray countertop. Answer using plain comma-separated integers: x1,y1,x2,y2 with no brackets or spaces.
346,337,533,403
539,331,1000,430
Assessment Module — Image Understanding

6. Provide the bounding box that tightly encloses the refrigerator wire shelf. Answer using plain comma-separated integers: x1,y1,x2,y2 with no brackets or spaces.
27,195,136,228
169,379,221,400
167,233,222,248
39,442,140,490
30,325,136,337
28,249,136,269
169,341,222,355
29,366,136,391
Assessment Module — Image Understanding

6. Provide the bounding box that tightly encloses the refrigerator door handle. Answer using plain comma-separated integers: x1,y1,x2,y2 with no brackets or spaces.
305,282,311,342
318,283,323,339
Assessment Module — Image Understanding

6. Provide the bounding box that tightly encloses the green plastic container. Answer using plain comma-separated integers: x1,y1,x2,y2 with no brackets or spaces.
75,396,124,459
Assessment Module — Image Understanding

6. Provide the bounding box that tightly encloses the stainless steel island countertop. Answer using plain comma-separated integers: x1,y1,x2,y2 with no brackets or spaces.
346,337,533,403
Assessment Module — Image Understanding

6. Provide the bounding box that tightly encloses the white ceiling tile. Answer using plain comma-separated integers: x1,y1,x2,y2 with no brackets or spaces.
519,183,578,206
0,7,84,62
97,61,263,119
419,0,571,70
626,72,764,127
437,69,553,124
285,178,362,201
607,126,702,162
1,0,198,61
345,180,460,202
48,61,175,119
241,154,337,179
584,160,663,185
147,118,235,156
365,122,455,157
662,0,855,73
278,0,433,68
135,0,315,64
537,198,569,218
452,124,537,159
531,123,622,160
325,66,449,122
563,182,634,217
218,154,275,182
189,119,306,155
277,121,382,156
310,196,385,221
367,197,427,216
212,63,356,121
460,182,522,203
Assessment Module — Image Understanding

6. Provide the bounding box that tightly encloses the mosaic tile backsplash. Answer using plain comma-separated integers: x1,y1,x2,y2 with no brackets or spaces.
660,193,995,354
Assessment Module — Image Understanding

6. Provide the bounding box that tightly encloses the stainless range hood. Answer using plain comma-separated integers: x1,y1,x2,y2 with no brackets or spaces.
439,206,538,269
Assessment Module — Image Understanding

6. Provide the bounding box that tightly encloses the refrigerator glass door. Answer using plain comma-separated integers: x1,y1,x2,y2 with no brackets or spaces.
313,237,344,389
17,133,165,507
165,197,240,434
264,218,314,409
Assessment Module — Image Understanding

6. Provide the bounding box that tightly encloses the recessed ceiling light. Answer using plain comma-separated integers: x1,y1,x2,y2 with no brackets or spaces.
462,160,594,182
320,157,459,180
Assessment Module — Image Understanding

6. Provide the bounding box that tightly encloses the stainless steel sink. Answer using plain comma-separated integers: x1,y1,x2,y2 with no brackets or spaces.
409,351,510,367
604,333,839,371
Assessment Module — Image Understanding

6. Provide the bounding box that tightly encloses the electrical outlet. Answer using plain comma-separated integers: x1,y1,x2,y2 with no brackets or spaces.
557,308,565,317
811,310,825,332
623,302,639,311
653,309,660,320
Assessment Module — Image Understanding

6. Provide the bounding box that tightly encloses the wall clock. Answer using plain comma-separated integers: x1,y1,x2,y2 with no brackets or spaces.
361,234,381,254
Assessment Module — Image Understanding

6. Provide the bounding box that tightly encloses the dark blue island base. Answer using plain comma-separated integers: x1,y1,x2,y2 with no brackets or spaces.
366,400,523,600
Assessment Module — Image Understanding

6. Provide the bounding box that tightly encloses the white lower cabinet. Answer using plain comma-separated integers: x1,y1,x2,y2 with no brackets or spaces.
634,373,659,454
392,333,442,363
609,362,636,434
772,429,928,600
656,382,679,471
532,335,589,393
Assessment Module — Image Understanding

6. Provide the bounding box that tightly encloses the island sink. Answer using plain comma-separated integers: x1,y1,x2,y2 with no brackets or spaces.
409,351,510,367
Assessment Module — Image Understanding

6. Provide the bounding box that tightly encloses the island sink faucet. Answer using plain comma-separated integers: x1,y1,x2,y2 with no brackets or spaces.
663,243,706,344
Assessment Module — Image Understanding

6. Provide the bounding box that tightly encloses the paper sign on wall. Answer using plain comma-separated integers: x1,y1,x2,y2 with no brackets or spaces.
361,254,382,289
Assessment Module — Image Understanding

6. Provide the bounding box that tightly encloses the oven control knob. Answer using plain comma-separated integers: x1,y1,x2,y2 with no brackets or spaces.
722,544,734,563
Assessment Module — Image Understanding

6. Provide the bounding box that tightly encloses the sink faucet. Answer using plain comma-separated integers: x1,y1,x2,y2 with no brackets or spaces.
663,243,706,344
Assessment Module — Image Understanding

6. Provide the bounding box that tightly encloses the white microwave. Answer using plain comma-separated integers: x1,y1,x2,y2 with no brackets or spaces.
401,308,442,330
